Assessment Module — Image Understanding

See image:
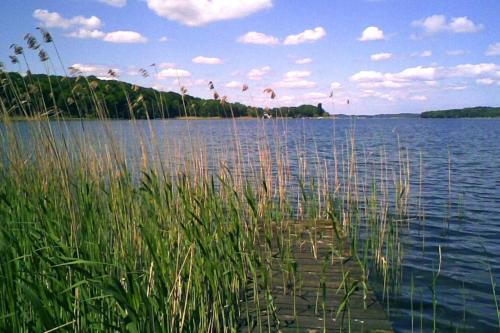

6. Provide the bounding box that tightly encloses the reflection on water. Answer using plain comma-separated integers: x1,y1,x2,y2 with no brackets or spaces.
2,117,500,332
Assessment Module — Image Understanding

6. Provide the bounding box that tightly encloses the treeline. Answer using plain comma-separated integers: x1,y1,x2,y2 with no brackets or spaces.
0,72,328,119
421,106,500,118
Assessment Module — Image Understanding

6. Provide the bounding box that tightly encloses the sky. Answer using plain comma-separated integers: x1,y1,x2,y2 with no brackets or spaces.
1,0,500,115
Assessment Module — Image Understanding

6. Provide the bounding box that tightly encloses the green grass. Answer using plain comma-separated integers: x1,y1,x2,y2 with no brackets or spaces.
0,30,416,332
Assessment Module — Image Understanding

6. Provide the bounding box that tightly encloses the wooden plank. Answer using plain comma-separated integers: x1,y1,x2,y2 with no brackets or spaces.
238,223,393,332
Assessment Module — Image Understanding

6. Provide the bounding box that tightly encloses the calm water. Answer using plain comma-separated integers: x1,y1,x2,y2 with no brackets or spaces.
3,118,500,332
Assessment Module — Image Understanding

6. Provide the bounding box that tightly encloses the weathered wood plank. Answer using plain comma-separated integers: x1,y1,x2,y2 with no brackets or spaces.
238,223,393,332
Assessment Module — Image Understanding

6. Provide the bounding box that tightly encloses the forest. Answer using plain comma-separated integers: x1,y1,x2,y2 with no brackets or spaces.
0,71,328,119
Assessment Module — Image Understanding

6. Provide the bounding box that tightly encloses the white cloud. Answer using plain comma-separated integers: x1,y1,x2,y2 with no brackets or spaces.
275,70,316,88
350,66,440,90
159,36,168,42
412,15,483,34
283,27,326,45
103,31,147,43
350,70,385,83
173,78,206,87
412,14,446,34
96,76,116,81
225,81,242,88
192,56,223,65
33,9,147,44
67,29,147,43
248,66,271,80
330,82,342,89
295,58,312,64
237,31,279,45
33,9,102,30
394,66,438,81
70,63,119,77
98,0,127,7
157,68,191,79
486,43,500,56
359,26,385,41
370,52,392,61
410,95,428,101
284,70,311,80
349,63,500,95
476,78,495,85
146,0,272,26
449,16,483,33
67,29,105,39
449,63,499,77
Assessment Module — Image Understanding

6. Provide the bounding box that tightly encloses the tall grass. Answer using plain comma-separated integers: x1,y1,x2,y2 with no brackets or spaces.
0,30,417,332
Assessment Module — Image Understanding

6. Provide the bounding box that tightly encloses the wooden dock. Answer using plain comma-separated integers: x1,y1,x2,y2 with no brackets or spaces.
238,222,394,333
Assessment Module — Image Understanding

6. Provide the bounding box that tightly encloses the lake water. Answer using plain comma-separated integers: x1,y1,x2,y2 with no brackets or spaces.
3,118,500,332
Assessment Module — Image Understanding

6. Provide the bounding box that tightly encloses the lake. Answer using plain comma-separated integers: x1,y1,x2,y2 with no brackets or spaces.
3,117,500,332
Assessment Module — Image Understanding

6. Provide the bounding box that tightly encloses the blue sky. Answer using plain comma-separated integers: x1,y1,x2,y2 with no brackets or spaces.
1,0,500,114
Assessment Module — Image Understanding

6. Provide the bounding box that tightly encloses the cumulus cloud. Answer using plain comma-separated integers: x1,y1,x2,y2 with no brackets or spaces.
239,27,326,46
396,66,438,81
350,66,439,89
350,71,386,83
237,31,279,45
284,70,311,79
225,81,242,88
98,0,127,7
449,63,499,77
248,66,271,80
33,9,147,43
192,56,223,64
157,68,191,79
295,58,312,64
69,63,119,77
486,43,500,56
283,27,326,45
68,29,106,39
33,9,102,30
330,82,342,89
146,0,272,26
103,31,147,43
359,26,385,41
158,36,168,42
350,63,500,93
412,15,483,34
370,52,392,61
275,70,316,88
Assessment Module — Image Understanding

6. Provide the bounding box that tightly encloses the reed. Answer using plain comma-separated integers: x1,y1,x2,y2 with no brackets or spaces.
0,30,426,332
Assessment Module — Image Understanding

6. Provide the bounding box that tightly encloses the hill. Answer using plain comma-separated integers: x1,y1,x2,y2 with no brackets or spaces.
421,106,500,118
0,72,328,119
